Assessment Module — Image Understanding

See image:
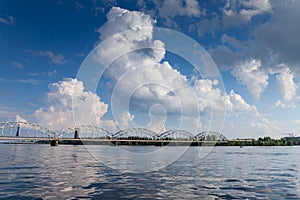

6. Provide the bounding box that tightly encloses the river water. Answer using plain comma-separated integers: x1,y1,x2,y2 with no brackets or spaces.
0,144,299,199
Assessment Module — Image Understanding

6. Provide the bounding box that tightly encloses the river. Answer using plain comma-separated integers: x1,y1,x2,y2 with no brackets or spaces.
0,144,299,199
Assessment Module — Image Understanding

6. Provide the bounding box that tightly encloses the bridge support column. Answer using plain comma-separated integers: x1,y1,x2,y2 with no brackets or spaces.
16,125,20,137
50,139,58,146
74,129,80,139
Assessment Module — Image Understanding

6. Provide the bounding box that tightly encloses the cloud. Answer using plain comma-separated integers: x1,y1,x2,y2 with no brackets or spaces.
208,0,300,77
0,106,18,121
223,0,271,21
232,61,297,103
32,78,109,131
208,44,244,71
15,79,40,85
157,0,202,18
227,90,258,114
118,111,135,129
96,7,193,116
253,1,300,72
25,50,67,65
275,65,297,102
97,7,155,41
100,120,117,132
191,0,271,37
48,70,57,77
250,117,279,136
269,64,298,107
274,100,296,109
0,78,40,85
137,0,202,18
0,15,14,25
191,16,221,37
96,7,192,117
207,34,251,70
11,61,23,69
93,7,261,133
15,115,27,123
221,34,245,50
137,0,203,28
293,120,300,125
221,110,279,139
95,7,161,68
232,59,269,99
193,79,258,115
75,1,84,9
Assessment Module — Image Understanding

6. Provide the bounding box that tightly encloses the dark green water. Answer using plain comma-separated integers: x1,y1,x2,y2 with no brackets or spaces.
0,144,299,199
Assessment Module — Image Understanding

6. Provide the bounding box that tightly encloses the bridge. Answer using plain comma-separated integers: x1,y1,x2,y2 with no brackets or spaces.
0,121,56,138
0,121,228,146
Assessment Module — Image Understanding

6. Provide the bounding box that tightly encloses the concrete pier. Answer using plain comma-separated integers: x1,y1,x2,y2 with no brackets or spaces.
50,140,58,146
16,125,20,137
74,130,80,139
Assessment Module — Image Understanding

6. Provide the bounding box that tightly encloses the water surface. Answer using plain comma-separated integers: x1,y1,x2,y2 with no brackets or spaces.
0,144,299,199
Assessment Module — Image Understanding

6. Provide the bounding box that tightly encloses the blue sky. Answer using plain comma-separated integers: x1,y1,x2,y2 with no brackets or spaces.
1,0,300,139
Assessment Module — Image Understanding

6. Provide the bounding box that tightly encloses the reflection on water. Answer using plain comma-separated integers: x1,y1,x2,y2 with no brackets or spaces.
0,144,299,199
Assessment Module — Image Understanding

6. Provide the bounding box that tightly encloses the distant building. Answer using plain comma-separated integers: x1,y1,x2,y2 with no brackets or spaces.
282,136,300,145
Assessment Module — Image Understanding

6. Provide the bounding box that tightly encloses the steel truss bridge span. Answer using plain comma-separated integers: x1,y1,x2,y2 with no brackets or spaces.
0,121,56,138
57,125,112,139
158,130,195,140
195,131,227,141
112,128,157,140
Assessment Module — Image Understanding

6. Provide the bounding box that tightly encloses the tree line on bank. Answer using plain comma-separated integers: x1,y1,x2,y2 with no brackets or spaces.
224,136,300,146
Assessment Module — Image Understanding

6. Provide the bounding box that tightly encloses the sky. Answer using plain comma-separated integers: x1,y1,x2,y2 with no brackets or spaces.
0,0,300,139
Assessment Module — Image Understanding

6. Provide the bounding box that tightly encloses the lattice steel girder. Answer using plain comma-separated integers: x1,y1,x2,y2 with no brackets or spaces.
58,125,113,138
112,128,157,139
0,121,56,138
195,131,227,141
158,130,195,140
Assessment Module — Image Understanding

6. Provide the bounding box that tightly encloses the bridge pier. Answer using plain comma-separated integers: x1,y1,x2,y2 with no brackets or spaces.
50,139,58,146
16,125,20,137
74,129,80,139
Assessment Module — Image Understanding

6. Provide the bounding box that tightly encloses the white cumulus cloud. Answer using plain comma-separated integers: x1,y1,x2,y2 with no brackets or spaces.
94,7,260,131
193,79,258,115
250,117,279,136
276,65,297,101
15,115,27,123
96,7,197,117
32,78,109,131
118,111,135,129
232,59,269,99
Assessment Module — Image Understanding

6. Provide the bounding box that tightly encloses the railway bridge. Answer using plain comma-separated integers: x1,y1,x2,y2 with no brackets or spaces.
0,121,227,146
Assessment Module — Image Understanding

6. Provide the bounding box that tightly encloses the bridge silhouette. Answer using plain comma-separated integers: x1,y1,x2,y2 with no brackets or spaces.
0,121,227,146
